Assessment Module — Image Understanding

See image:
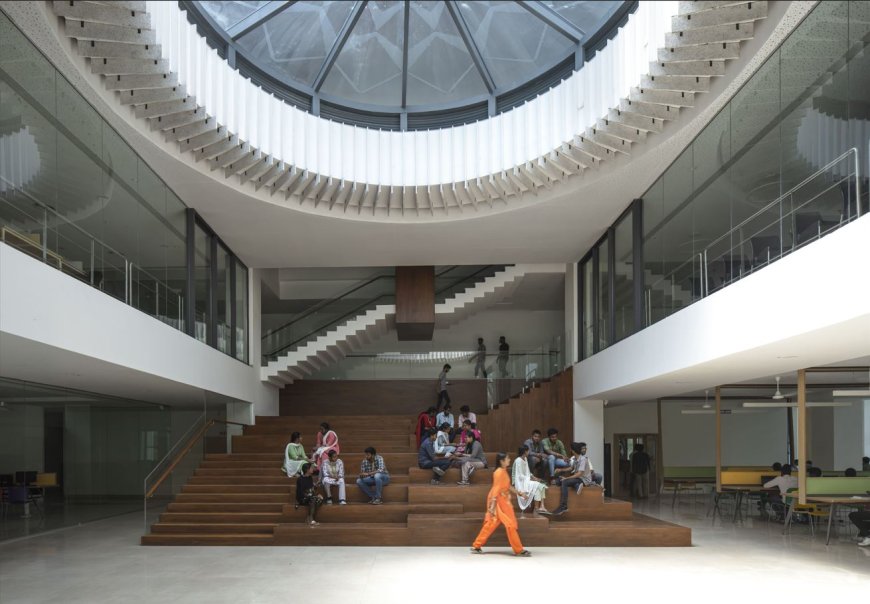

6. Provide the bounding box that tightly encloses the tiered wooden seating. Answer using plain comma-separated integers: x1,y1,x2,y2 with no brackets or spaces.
143,414,690,546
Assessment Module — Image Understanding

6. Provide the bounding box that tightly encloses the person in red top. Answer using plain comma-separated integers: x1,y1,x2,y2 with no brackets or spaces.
415,407,437,448
470,452,531,557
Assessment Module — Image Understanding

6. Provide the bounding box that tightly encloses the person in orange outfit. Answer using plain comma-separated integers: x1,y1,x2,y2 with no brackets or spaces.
470,452,531,557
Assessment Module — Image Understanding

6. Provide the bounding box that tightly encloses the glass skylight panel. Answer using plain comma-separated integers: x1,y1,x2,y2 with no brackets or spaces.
542,1,620,33
457,0,575,90
320,0,405,106
236,1,355,87
406,1,488,106
197,1,270,30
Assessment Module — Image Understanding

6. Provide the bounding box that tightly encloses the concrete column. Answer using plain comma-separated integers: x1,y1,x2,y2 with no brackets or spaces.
574,399,605,482
249,268,279,418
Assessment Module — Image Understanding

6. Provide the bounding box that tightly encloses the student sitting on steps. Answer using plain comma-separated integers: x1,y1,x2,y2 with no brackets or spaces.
295,463,324,526
321,449,347,505
454,431,487,485
419,429,453,484
356,446,390,505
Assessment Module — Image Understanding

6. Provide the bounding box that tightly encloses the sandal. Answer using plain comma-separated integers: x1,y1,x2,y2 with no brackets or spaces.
515,550,532,557
470,547,483,554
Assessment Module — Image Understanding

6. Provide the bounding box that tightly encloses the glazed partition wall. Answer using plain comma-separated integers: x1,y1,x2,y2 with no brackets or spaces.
0,12,248,363
578,1,870,359
0,377,208,542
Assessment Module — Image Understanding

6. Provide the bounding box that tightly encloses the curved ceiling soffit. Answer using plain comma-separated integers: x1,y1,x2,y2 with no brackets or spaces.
48,0,770,222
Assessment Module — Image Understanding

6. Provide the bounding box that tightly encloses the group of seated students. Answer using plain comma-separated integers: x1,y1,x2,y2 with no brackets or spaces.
417,421,603,516
760,460,870,546
282,422,392,526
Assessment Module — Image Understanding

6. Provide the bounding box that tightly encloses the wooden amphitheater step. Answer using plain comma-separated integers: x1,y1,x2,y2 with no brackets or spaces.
407,512,551,546
166,502,285,513
141,533,274,546
279,502,462,523
151,523,276,534
158,512,285,524
204,452,423,469
273,522,410,546
533,515,692,547
408,466,495,483
232,436,413,453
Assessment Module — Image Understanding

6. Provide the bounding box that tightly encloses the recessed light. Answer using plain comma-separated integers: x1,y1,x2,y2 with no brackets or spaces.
776,355,798,359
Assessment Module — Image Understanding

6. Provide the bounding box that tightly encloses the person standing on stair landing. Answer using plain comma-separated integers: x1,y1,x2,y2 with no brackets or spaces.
312,422,339,470
471,452,531,557
497,336,510,378
469,337,487,378
436,364,451,411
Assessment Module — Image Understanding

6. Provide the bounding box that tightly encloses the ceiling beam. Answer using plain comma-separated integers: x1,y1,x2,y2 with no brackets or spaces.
445,1,495,94
516,1,585,43
227,1,295,40
401,0,410,108
312,0,368,92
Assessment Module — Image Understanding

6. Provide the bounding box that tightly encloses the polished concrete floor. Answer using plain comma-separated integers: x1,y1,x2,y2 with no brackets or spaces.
1,494,869,603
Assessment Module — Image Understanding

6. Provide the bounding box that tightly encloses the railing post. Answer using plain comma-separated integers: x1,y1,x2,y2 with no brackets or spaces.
41,207,47,263
89,239,95,286
125,260,130,305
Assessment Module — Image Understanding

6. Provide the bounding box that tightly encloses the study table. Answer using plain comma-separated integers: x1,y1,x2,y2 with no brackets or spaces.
784,495,870,545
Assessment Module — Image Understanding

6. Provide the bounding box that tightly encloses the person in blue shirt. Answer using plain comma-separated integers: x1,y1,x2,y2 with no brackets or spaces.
418,429,452,484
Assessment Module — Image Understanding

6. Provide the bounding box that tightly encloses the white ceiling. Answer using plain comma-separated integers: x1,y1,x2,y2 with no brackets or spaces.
2,0,796,269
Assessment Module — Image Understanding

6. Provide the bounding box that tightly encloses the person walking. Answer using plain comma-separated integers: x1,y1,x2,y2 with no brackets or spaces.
436,364,451,411
630,444,651,499
470,452,530,556
469,338,487,378
497,336,510,378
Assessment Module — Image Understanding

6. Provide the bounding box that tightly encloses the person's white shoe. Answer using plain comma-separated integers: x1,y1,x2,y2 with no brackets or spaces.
433,466,446,476
858,537,870,547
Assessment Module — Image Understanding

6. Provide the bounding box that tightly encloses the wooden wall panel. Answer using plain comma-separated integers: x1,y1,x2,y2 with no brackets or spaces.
395,266,434,340
477,368,574,454
280,379,487,416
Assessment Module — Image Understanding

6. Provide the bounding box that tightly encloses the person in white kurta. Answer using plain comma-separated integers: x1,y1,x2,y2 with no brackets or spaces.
321,450,347,504
513,446,549,514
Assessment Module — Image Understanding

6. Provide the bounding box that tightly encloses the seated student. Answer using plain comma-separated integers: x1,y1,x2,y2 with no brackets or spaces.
542,428,570,484
763,464,798,520
455,431,487,485
863,456,870,472
357,446,390,505
436,403,456,441
418,429,452,484
809,466,823,478
295,463,324,526
849,506,870,547
283,431,307,477
435,423,456,457
454,419,474,455
312,422,339,470
758,462,784,512
458,405,477,430
551,442,602,515
513,445,549,514
771,462,782,473
415,407,438,448
523,429,548,478
845,467,858,477
321,450,347,505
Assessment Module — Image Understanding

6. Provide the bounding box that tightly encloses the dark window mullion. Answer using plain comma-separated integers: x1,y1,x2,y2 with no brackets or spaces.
184,209,196,337
229,259,237,359
591,246,600,354
632,198,644,333
209,231,218,348
607,227,616,349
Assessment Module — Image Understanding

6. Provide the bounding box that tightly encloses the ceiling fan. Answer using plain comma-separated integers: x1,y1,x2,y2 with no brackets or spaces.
771,376,797,400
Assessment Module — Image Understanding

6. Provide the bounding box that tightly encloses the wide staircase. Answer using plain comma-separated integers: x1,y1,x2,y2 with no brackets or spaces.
142,414,690,547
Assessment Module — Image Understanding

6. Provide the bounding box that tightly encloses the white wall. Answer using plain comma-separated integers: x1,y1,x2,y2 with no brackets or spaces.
0,244,277,414
604,401,790,468
832,402,865,471
575,216,870,401
574,400,604,477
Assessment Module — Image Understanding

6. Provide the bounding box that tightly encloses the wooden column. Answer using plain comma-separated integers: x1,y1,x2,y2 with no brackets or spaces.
715,386,722,493
657,399,664,495
797,369,807,504
395,266,434,340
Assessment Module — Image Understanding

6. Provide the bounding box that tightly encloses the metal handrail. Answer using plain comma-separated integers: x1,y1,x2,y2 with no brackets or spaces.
0,176,184,302
263,265,504,360
261,265,465,342
646,147,860,297
144,418,248,501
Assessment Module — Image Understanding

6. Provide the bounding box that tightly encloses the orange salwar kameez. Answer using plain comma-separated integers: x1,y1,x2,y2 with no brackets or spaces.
472,467,525,554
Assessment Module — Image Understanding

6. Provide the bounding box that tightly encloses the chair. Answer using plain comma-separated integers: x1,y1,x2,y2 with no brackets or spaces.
783,489,830,536
15,470,37,485
5,486,43,518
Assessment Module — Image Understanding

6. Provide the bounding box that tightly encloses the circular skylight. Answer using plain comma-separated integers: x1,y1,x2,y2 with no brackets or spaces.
186,1,628,130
